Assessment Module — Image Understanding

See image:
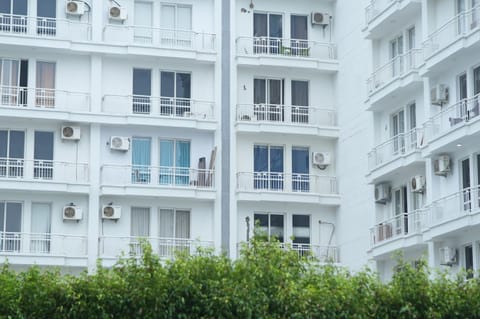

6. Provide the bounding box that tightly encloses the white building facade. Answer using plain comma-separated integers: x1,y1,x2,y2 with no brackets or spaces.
0,0,477,280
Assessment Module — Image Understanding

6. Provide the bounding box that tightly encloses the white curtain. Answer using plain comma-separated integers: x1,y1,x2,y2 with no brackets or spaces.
158,208,174,238
31,203,51,253
160,5,175,29
134,2,152,41
131,207,150,237
177,6,191,30
175,210,190,239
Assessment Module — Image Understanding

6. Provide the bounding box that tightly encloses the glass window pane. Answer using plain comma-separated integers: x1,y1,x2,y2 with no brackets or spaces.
161,71,175,97
9,131,24,159
175,140,190,168
176,73,191,99
268,79,282,105
175,210,190,238
253,13,267,37
459,73,468,100
6,202,21,233
132,138,151,166
462,159,470,189
159,140,174,166
474,66,480,95
0,202,4,231
0,130,7,158
31,203,51,234
270,214,284,241
254,145,268,172
36,62,55,89
291,15,307,40
131,207,150,237
13,0,27,15
160,5,175,29
177,6,191,30
293,215,309,227
254,213,268,227
0,0,11,14
409,103,416,129
269,14,283,38
292,147,309,174
133,69,151,96
37,0,56,18
34,131,53,160
254,79,266,104
269,146,284,173
159,208,174,237
293,214,310,244
292,81,308,106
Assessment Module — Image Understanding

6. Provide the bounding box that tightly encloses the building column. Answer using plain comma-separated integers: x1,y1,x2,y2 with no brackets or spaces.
87,123,101,272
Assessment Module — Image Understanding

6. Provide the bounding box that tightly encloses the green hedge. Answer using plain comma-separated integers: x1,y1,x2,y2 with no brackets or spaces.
1,238,480,319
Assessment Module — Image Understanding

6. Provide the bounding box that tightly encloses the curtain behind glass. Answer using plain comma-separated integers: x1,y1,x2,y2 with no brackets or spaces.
132,138,151,183
253,13,267,37
291,15,307,39
292,81,308,106
177,6,191,30
269,14,282,38
159,140,173,184
131,207,150,237
31,203,51,253
175,210,190,238
175,140,190,185
159,208,174,238
292,147,309,174
474,66,480,95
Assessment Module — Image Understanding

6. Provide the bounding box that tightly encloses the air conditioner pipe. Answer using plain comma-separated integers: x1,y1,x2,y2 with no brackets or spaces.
319,220,335,247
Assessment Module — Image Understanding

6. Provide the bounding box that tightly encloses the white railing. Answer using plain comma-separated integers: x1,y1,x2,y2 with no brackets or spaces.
101,164,215,189
424,4,480,58
0,14,91,41
236,104,336,127
425,186,480,229
370,209,424,247
365,0,401,24
424,94,480,141
0,158,89,183
236,172,337,195
0,86,90,112
102,95,214,120
368,128,424,171
367,49,423,94
103,25,216,52
0,232,87,256
236,37,336,60
99,236,214,258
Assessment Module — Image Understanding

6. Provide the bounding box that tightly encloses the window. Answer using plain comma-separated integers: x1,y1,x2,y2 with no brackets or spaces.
393,186,408,235
132,68,152,114
0,129,24,178
0,201,22,252
160,71,191,116
0,0,27,33
159,208,190,256
30,203,51,253
291,80,309,123
406,27,416,68
34,131,54,179
131,137,151,184
254,145,284,190
159,139,190,186
458,72,468,101
36,61,55,107
391,109,405,154
292,214,310,244
465,244,474,278
254,213,284,242
457,0,466,34
134,1,153,43
462,158,471,211
253,78,284,121
253,12,283,54
1,58,28,106
292,147,309,192
37,0,56,36
473,0,479,29
160,4,192,47
130,207,150,254
474,65,480,96
290,15,308,56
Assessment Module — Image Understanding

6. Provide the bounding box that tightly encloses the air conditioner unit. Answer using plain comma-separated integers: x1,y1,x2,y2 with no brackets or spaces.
61,126,81,140
63,205,83,221
439,247,458,266
109,5,127,21
434,155,451,176
312,152,331,168
110,136,130,151
431,84,449,105
66,1,85,16
375,183,391,204
311,12,330,26
411,175,426,193
102,205,121,220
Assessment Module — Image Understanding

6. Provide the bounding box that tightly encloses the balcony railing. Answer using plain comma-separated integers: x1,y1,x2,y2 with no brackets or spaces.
365,0,402,24
101,165,215,189
370,210,424,246
367,49,422,95
0,232,87,256
0,14,91,41
425,94,480,141
424,4,480,58
368,128,424,171
0,158,89,183
236,172,337,195
102,95,214,120
236,104,336,127
103,25,216,52
0,86,90,112
99,236,214,258
236,36,336,60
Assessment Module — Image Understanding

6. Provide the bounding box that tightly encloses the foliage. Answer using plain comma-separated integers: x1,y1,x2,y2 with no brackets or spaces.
1,237,480,318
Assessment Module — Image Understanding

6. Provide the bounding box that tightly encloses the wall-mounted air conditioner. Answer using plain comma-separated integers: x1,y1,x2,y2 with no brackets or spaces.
431,84,449,105
411,175,425,193
66,1,85,15
61,126,81,140
110,136,130,151
434,155,451,176
312,152,331,169
63,205,83,221
102,205,121,220
109,5,127,21
311,12,330,26
375,183,391,204
439,247,457,266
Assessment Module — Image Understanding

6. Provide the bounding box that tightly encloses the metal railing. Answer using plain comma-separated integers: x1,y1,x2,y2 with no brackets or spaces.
236,36,336,60
365,0,401,24
424,94,480,141
424,4,480,58
0,232,87,256
367,49,422,95
102,94,214,120
370,209,424,246
101,164,215,189
236,172,337,195
103,25,216,52
0,86,90,111
236,104,336,127
0,158,89,183
368,128,424,171
99,236,214,258
0,14,91,41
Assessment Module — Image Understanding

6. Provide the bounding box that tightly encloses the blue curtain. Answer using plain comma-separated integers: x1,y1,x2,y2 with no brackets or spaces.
159,140,174,185
269,146,284,190
292,147,309,192
175,141,190,185
132,138,151,183
254,145,268,189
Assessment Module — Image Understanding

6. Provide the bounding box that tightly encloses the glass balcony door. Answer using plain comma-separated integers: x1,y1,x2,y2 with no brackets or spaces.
253,12,283,54
253,78,284,121
0,0,27,33
131,137,151,184
0,201,22,252
134,1,153,44
254,145,284,191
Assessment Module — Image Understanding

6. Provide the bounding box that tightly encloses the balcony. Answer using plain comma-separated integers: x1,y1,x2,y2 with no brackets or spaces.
0,14,90,47
236,172,339,205
0,158,89,192
100,165,216,199
101,95,215,129
423,5,480,72
369,210,425,257
0,86,90,119
99,236,214,266
367,128,425,181
235,104,338,137
423,186,480,240
366,49,423,109
364,0,421,39
424,94,480,153
235,37,338,72
102,25,216,60
0,232,87,267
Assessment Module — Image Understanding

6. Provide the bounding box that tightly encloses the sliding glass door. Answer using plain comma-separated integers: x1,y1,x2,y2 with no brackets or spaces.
159,139,190,186
291,80,309,123
33,131,54,179
0,129,24,178
253,78,284,121
0,201,22,252
131,137,151,184
36,61,55,108
292,147,309,192
37,0,56,36
254,145,284,190
253,12,283,54
134,1,153,43
30,203,51,253
160,71,191,116
291,15,308,56
132,68,151,114
0,0,27,33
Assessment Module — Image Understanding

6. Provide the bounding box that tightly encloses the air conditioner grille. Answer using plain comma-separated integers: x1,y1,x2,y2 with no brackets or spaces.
67,2,78,12
63,126,74,138
313,12,324,23
112,137,123,148
64,207,76,218
110,6,121,18
104,206,114,217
